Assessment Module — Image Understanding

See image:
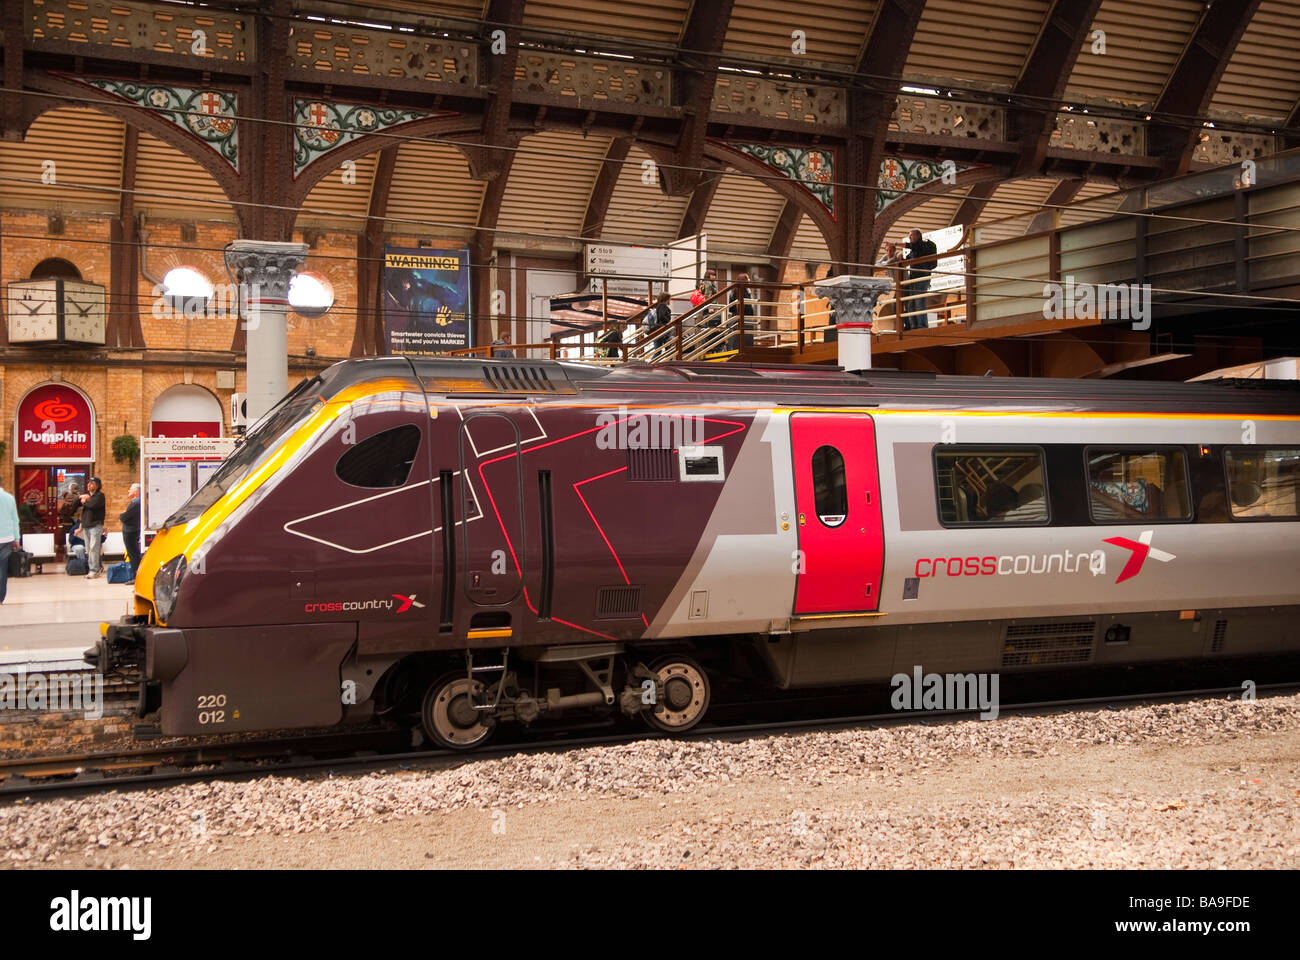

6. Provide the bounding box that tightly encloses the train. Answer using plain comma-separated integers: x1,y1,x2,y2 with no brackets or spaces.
88,356,1300,748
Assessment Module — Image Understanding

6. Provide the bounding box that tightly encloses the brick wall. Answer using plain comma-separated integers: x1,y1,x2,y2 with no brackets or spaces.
1,210,362,498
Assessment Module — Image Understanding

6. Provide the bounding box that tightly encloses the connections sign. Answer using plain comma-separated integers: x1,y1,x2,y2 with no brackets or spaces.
382,246,473,355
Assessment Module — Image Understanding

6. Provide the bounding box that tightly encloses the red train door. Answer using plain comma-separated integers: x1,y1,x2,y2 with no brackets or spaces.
790,413,884,614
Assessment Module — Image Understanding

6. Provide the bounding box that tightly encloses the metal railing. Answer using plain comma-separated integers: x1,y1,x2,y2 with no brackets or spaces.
448,151,1300,366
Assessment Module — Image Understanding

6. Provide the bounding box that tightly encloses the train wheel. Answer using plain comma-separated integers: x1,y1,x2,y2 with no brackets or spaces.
643,657,710,734
421,674,496,751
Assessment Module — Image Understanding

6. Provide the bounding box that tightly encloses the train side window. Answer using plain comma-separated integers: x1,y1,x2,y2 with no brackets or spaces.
335,424,421,488
1224,447,1300,520
1086,448,1190,522
811,445,848,527
933,448,1048,525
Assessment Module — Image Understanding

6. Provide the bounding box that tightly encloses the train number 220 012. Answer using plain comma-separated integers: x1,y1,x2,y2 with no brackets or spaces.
197,693,228,724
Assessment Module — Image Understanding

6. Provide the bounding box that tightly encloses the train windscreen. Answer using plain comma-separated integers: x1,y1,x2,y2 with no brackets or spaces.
163,377,323,526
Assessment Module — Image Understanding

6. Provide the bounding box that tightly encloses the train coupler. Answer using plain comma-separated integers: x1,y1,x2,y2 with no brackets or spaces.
84,616,148,678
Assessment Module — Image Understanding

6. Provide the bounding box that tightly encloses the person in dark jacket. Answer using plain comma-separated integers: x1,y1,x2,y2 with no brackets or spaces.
726,273,756,351
59,484,82,551
904,229,938,330
78,477,106,579
120,482,142,581
647,291,672,352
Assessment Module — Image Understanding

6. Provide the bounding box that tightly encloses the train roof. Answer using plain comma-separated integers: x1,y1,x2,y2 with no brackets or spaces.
311,356,1300,417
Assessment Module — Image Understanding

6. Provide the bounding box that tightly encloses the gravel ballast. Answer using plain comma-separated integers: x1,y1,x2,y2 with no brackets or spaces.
2,693,1298,868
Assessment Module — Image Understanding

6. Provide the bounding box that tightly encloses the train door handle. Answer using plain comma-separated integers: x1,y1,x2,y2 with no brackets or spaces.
798,512,806,526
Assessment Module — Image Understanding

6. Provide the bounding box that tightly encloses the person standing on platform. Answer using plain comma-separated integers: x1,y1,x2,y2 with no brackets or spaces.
490,332,515,358
120,482,143,582
79,477,106,580
0,478,19,604
904,229,938,330
59,484,82,552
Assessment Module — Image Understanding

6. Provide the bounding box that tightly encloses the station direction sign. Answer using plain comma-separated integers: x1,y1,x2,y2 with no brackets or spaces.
584,243,671,279
140,436,237,461
926,224,966,293
588,277,666,296
140,435,239,531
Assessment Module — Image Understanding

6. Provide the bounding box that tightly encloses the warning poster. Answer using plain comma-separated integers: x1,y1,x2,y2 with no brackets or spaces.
382,246,473,355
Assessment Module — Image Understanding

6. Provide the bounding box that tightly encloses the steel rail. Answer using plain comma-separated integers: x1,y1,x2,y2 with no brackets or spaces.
2,681,1296,802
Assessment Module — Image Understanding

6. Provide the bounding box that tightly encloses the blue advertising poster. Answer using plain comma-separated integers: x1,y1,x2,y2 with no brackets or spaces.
382,246,473,354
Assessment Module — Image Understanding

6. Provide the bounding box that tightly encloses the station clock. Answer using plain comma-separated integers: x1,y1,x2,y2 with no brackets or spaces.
5,278,106,345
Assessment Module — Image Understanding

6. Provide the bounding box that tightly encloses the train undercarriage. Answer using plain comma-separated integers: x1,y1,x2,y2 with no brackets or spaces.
389,643,713,750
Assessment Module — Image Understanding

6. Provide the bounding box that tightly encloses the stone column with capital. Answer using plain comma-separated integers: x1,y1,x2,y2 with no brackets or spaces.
813,275,892,373
224,240,309,422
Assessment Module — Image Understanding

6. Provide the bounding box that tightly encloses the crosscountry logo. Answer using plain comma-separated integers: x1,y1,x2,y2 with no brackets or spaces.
1103,530,1176,584
392,593,426,614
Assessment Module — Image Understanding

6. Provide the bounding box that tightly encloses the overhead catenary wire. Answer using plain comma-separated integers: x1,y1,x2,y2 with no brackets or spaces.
4,85,1298,239
6,229,1300,360
2,164,1300,287
3,167,1300,315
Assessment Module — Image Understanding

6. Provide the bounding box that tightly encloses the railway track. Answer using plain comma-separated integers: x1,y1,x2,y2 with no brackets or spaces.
3,680,1296,801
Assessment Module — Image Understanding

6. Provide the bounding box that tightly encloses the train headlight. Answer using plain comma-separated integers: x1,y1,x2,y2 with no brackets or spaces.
153,555,188,623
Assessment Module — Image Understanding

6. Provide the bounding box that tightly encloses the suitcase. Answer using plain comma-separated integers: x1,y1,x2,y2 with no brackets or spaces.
7,549,32,578
66,556,88,576
106,562,133,584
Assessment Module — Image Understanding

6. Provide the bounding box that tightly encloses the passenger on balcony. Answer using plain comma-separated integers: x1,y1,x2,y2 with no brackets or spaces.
490,332,514,358
904,229,938,330
648,291,672,352
700,269,718,301
727,273,755,350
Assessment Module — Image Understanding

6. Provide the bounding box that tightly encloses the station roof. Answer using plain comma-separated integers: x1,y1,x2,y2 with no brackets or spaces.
3,0,1298,264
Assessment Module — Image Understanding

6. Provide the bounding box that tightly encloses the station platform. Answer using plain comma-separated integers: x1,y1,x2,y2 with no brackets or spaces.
0,572,135,669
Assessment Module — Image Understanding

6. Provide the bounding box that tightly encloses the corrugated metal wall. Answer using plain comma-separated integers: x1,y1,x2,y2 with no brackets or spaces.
1057,180,1125,228
724,0,875,66
524,0,691,44
496,130,610,240
133,133,235,220
700,172,787,257
601,145,690,246
386,140,485,238
904,0,1049,89
788,213,831,263
972,177,1057,241
1209,0,1300,120
0,108,124,214
358,1,487,23
1064,0,1203,107
298,151,380,228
